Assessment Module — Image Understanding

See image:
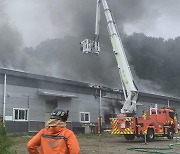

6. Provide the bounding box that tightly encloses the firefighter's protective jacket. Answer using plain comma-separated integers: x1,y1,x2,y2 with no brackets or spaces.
27,126,80,154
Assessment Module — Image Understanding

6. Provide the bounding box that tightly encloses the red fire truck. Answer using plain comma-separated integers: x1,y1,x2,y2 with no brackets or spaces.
110,105,178,141
80,0,178,141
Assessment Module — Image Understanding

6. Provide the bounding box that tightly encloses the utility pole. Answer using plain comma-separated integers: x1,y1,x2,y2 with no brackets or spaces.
98,88,102,134
168,99,170,107
3,74,7,126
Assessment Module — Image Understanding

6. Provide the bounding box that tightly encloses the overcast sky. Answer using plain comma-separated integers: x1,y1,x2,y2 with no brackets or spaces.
2,0,180,47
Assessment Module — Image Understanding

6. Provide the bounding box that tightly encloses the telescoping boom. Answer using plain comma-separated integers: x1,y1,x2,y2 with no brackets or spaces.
80,0,138,114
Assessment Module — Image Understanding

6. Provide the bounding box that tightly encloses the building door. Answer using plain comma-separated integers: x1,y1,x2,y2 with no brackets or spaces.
45,100,58,126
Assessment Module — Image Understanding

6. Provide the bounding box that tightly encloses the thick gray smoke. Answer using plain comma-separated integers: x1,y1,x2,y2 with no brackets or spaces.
23,0,158,88
1,0,180,96
45,0,158,38
0,1,50,74
0,2,23,68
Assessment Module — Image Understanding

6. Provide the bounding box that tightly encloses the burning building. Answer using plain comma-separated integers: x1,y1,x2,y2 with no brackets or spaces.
0,68,180,133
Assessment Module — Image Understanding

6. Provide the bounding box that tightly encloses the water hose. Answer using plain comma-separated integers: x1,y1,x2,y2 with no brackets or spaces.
127,142,180,154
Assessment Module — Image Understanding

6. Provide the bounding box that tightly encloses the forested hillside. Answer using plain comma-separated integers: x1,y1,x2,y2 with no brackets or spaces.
124,33,180,96
1,32,179,97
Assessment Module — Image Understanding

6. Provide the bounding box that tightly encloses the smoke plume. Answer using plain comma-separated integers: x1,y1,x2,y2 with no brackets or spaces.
1,0,180,97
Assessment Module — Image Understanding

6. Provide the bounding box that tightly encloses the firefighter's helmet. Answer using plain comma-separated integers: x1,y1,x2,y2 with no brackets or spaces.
50,107,69,122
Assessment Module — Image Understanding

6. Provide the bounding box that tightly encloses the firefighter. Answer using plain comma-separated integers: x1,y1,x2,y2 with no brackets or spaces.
27,108,80,154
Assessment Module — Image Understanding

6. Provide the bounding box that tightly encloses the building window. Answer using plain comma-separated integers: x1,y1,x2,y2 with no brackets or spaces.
13,108,28,121
80,112,90,123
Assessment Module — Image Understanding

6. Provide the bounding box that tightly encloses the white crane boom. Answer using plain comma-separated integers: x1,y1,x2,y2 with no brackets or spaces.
95,0,100,41
80,0,138,114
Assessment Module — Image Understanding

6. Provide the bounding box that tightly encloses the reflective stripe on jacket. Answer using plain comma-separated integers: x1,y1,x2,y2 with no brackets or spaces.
27,127,80,154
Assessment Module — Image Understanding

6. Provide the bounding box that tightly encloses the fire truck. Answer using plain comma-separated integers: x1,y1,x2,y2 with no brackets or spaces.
112,105,178,141
80,0,178,141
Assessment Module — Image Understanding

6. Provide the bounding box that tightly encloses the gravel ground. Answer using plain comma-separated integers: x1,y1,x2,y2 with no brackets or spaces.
11,133,180,154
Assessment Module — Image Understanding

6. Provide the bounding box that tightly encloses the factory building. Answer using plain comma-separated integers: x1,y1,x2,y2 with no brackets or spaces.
0,68,180,133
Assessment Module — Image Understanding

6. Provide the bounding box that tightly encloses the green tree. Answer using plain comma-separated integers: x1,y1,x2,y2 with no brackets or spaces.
0,120,14,154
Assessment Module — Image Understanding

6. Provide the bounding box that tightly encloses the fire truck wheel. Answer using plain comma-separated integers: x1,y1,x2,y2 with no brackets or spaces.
147,129,154,141
167,129,174,140
124,134,135,140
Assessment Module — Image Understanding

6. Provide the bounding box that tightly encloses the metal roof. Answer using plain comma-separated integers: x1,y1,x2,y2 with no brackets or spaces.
0,68,180,101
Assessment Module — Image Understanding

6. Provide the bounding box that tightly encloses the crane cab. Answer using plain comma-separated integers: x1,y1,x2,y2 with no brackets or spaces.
80,39,100,55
